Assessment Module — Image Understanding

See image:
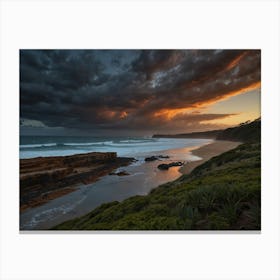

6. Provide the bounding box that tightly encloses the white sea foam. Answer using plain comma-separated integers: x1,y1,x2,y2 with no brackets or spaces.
21,188,88,229
20,143,57,148
62,142,105,146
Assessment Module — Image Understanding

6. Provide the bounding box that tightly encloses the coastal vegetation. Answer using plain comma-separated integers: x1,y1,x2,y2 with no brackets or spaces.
53,119,261,230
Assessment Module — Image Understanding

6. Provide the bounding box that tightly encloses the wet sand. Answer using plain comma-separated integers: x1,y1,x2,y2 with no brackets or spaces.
180,140,242,174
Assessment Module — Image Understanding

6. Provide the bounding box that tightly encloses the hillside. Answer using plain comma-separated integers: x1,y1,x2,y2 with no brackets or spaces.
153,118,261,143
216,118,261,142
153,130,220,139
53,141,261,230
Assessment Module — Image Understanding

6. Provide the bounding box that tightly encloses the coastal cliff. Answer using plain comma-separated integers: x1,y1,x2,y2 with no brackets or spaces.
20,152,134,211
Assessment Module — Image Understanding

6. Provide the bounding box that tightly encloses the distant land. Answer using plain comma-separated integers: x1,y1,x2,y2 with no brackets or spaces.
153,118,261,143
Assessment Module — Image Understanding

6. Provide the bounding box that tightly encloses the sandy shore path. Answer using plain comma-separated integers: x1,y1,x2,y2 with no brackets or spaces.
180,140,242,175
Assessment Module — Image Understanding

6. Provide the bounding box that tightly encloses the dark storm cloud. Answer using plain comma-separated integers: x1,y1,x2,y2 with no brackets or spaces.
132,50,185,79
20,49,260,133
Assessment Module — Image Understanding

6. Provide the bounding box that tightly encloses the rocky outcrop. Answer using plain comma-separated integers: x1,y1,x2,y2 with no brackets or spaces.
20,152,134,211
144,155,169,161
157,161,184,170
145,156,158,162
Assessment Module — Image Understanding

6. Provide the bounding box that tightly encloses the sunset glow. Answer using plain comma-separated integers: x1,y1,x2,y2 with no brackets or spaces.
20,50,261,135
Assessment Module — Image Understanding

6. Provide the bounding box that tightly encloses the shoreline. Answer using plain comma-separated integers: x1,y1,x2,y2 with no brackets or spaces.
52,140,260,230
20,142,207,230
20,139,240,230
20,152,134,212
179,140,242,175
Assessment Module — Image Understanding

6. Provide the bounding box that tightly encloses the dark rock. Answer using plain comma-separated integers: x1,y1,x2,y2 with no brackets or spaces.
145,156,158,162
145,155,169,162
169,161,184,167
157,161,184,170
157,164,170,170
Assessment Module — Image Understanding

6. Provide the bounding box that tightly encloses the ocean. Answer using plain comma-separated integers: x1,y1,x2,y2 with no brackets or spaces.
20,135,211,159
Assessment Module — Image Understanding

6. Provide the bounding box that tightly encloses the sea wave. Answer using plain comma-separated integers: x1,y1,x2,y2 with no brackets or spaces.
20,139,157,149
20,143,57,148
118,139,155,143
105,142,157,147
19,137,211,159
20,141,111,149
59,141,107,146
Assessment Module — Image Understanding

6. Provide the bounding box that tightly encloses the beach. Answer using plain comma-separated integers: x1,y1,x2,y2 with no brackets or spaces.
20,138,241,230
19,142,204,229
180,140,242,174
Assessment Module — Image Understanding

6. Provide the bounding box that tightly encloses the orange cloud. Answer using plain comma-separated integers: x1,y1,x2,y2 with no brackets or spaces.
99,110,116,120
225,51,248,71
192,81,261,108
152,81,260,122
153,108,192,120
120,111,128,119
202,111,260,126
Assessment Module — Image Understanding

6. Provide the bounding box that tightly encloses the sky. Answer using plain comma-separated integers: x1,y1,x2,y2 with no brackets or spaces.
20,49,261,136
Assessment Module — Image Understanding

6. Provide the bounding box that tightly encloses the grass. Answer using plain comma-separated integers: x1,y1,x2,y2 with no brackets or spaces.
52,142,261,230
